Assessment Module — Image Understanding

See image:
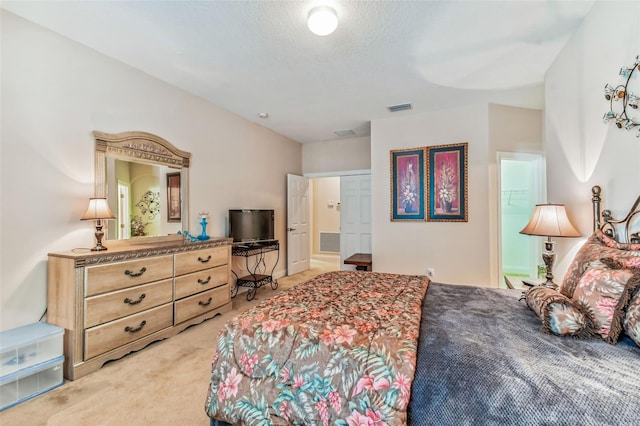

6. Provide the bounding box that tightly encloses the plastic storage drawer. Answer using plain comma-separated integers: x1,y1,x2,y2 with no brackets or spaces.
0,355,64,411
0,322,64,377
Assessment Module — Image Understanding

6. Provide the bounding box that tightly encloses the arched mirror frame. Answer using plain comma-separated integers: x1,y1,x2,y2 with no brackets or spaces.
93,130,191,242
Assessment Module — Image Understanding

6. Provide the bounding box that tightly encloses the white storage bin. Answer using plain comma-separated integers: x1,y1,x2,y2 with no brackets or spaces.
0,355,64,411
0,322,64,377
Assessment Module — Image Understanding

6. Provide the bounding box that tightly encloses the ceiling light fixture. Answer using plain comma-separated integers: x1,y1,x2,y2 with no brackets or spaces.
307,6,338,36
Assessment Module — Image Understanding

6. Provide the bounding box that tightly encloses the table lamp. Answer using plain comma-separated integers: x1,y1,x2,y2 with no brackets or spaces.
81,197,116,251
520,203,580,288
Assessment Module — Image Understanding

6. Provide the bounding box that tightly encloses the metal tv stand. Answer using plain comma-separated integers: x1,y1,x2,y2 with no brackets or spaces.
231,240,279,301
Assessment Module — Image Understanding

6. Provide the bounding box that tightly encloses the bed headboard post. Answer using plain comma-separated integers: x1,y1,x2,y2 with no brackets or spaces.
593,185,640,243
592,185,602,233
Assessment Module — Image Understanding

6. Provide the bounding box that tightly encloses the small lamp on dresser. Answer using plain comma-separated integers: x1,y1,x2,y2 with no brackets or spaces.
81,197,116,251
520,203,580,289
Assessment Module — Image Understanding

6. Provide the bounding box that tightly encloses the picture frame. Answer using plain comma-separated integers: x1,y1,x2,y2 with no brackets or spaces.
427,142,468,222
390,147,426,221
166,171,181,223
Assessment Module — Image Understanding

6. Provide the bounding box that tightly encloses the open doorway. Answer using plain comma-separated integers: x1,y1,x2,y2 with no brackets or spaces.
309,177,341,272
498,152,545,285
308,174,372,273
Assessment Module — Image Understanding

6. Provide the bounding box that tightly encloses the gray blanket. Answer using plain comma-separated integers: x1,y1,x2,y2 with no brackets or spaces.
408,282,640,425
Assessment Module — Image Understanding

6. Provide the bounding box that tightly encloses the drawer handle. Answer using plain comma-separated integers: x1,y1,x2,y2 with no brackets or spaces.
198,276,212,285
198,255,212,263
123,293,146,305
124,320,147,333
124,267,147,278
199,297,213,307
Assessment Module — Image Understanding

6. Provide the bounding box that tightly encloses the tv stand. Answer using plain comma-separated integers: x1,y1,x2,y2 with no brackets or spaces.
231,240,279,301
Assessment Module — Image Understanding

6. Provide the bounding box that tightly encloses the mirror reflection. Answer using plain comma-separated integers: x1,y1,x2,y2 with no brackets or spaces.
106,159,182,240
93,130,191,243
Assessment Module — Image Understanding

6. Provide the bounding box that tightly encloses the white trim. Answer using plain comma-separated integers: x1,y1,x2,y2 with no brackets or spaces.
304,169,371,178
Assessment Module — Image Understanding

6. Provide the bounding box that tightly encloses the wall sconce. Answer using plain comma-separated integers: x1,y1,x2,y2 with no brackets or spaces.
603,54,640,138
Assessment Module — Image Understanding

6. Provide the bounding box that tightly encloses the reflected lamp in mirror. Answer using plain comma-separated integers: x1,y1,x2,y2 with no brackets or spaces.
520,204,580,289
81,198,116,251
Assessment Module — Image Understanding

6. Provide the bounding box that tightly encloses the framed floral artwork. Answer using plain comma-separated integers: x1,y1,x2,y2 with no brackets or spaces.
167,171,181,222
390,147,426,221
427,142,468,222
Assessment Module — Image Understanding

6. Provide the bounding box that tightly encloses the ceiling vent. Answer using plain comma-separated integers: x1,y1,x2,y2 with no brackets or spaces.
387,103,412,112
334,129,356,137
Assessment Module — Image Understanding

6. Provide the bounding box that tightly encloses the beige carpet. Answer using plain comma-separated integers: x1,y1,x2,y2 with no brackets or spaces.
0,257,339,425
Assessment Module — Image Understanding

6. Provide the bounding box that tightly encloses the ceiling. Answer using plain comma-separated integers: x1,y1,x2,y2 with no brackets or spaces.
2,0,595,144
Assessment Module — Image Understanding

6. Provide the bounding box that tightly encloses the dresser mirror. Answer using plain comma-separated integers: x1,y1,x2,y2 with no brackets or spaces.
93,131,191,242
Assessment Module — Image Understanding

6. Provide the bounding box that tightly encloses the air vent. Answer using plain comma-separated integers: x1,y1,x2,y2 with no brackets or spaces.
334,129,356,137
387,103,412,112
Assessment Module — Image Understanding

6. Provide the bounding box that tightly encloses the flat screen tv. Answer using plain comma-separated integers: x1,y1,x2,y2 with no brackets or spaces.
228,209,275,243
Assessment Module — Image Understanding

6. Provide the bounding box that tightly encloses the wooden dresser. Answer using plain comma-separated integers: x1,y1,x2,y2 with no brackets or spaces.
47,237,233,380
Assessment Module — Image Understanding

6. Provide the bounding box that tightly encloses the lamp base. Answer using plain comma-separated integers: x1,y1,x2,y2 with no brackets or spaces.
541,239,556,289
541,279,558,290
91,223,108,251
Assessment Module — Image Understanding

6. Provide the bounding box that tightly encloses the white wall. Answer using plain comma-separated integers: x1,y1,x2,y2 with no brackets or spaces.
371,104,542,286
303,136,371,175
0,11,301,331
371,105,492,285
488,105,543,284
545,1,640,279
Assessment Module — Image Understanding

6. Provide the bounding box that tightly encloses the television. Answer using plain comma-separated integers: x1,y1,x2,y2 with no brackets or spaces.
228,209,275,243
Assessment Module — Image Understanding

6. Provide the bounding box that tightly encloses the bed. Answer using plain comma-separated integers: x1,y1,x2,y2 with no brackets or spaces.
205,186,640,425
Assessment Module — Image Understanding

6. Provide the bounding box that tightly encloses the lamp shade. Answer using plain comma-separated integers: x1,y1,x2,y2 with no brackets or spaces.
81,198,116,220
307,6,338,36
520,204,580,237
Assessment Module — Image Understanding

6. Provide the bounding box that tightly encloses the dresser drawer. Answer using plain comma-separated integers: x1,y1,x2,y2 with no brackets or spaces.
175,246,228,276
174,265,228,299
86,255,173,296
84,303,173,359
84,279,173,328
174,286,229,324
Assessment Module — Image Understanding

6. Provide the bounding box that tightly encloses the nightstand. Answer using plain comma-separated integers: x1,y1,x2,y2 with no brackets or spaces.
504,275,545,290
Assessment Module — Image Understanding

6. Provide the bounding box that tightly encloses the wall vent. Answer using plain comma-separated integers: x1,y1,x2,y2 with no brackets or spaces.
319,232,340,253
334,129,356,137
387,103,412,112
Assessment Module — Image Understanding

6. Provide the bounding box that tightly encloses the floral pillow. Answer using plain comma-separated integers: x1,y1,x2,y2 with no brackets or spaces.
624,286,640,347
571,259,640,344
559,230,640,299
524,286,595,338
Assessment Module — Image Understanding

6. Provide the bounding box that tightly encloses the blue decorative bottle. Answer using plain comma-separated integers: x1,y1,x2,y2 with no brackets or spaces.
197,214,210,241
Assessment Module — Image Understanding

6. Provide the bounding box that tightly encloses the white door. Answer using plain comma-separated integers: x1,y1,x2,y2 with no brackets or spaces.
118,183,130,239
287,174,310,275
340,175,372,270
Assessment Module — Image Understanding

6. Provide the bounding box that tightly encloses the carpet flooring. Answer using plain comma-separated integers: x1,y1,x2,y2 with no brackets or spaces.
0,257,339,425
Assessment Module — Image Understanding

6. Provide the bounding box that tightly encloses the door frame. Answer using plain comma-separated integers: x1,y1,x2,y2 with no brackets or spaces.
496,152,545,285
304,169,372,268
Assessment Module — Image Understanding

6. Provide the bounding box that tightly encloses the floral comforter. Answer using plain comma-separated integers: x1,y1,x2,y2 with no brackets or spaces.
205,271,430,425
